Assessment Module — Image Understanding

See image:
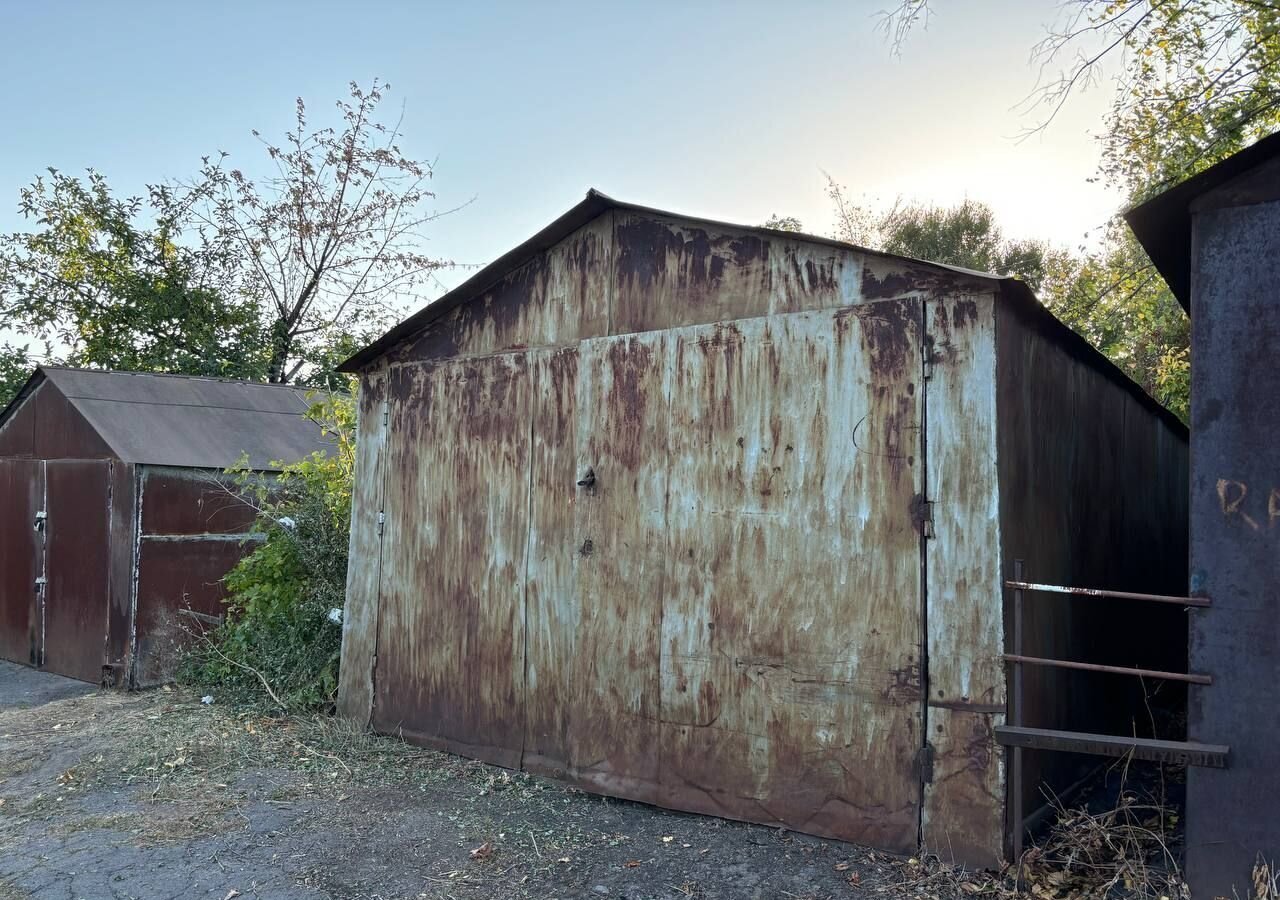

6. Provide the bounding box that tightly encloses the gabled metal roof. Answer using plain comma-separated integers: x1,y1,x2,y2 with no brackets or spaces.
1126,130,1280,313
0,367,334,470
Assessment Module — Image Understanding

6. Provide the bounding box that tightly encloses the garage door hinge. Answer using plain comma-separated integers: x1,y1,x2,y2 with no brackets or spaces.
34,576,47,587
382,401,390,427
376,510,385,535
922,337,937,380
911,495,936,539
916,742,935,783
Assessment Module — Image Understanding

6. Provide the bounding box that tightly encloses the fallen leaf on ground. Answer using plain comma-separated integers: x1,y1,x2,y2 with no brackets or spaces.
835,862,850,871
624,860,641,868
222,891,240,900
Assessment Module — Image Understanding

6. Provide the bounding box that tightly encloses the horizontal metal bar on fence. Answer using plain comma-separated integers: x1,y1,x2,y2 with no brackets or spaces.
1003,580,1211,607
1001,653,1213,685
994,725,1229,768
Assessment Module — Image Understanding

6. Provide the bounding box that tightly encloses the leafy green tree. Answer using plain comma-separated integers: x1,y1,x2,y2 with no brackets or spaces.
879,200,1052,292
882,0,1280,194
0,170,268,382
763,214,805,232
0,80,456,393
874,0,1280,421
0,343,35,408
180,391,355,712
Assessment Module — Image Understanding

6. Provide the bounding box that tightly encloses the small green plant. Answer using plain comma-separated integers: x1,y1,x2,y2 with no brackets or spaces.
179,388,355,712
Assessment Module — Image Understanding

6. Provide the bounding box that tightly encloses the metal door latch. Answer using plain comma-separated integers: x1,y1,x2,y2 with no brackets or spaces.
576,467,596,489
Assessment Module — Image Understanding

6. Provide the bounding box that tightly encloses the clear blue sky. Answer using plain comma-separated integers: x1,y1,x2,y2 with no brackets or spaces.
0,0,1117,305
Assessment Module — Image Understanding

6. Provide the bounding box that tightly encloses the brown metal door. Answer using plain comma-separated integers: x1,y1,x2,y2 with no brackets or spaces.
42,460,112,683
0,459,44,666
657,305,925,852
372,356,534,767
522,333,674,801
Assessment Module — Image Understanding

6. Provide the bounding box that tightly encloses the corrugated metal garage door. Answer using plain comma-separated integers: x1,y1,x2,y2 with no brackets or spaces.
373,299,925,850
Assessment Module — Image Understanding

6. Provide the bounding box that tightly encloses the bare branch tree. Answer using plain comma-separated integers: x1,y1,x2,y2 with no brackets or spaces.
181,80,467,383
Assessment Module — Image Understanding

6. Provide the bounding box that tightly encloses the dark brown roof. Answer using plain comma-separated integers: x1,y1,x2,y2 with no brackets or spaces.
0,367,334,469
1126,130,1280,313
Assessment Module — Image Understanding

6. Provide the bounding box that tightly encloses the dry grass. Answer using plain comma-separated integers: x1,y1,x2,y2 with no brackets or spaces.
1254,859,1280,900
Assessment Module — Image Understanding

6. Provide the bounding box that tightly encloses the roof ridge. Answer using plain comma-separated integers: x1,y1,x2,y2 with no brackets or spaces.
40,365,317,391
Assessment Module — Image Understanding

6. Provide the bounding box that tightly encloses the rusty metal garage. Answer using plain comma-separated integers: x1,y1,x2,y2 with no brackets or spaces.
335,191,1190,868
0,367,331,688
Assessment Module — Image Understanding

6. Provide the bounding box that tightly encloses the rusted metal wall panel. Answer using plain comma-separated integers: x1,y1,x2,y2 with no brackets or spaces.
658,306,924,852
374,302,931,851
0,389,38,457
994,295,1189,843
525,333,672,803
611,213,773,333
519,348,581,777
337,372,388,724
372,355,533,767
1185,191,1280,895
33,382,115,460
0,459,42,666
132,538,249,687
921,293,1006,867
386,218,613,364
375,209,1003,374
139,467,258,535
104,461,136,686
0,380,114,460
42,460,112,683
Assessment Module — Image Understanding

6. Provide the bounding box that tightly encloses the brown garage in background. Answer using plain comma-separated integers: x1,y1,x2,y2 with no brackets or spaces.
336,191,1191,868
0,367,331,687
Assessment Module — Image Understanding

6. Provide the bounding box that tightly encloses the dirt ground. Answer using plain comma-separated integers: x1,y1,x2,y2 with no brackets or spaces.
0,661,1017,900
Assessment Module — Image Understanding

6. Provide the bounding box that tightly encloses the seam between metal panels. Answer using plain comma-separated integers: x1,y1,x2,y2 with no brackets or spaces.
606,209,616,337
104,462,114,683
139,532,266,543
518,358,538,771
128,468,144,688
917,296,932,848
38,460,47,668
368,376,390,728
655,336,675,789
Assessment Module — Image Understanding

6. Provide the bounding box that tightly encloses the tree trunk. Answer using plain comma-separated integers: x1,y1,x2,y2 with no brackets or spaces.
267,320,292,384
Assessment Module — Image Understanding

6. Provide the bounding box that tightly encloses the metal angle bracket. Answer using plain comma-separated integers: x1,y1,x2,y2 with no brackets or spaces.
915,742,936,783
376,510,386,536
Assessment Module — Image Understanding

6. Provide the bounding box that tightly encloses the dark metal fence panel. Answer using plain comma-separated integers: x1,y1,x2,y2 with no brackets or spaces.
0,459,43,666
131,466,262,687
1185,189,1280,894
42,460,112,683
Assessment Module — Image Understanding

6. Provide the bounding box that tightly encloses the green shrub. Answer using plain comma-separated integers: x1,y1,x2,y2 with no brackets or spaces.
179,390,355,713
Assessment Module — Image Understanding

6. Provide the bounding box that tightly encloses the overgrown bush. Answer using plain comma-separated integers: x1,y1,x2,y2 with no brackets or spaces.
179,390,355,712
